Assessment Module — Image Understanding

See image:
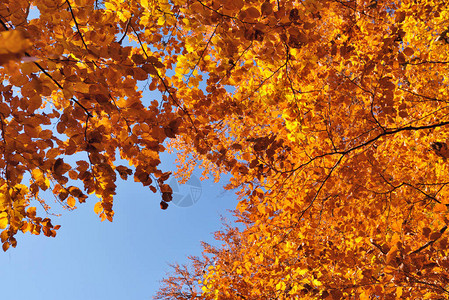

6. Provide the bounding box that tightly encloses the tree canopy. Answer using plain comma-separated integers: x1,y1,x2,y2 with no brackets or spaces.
1,0,449,298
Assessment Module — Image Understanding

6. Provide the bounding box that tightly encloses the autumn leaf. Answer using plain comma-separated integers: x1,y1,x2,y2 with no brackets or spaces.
160,201,168,210
160,184,172,194
2,242,10,252
67,196,76,208
26,207,37,219
162,192,172,202
0,212,8,229
0,30,32,65
53,158,65,176
94,202,103,214
116,165,133,180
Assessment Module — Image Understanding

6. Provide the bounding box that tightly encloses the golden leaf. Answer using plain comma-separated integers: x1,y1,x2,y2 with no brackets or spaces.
67,196,76,208
94,202,103,214
0,212,8,229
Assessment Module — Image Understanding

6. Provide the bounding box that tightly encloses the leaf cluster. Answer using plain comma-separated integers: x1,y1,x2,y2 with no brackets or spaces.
1,0,449,298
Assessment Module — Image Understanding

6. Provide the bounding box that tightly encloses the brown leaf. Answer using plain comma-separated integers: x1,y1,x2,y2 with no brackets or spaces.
2,241,10,252
116,165,133,180
162,192,173,202
160,201,168,210
53,158,64,176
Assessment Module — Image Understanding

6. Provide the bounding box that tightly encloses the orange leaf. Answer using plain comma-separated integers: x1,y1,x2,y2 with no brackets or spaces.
403,47,414,56
94,202,103,214
245,7,260,19
67,196,76,208
2,242,10,252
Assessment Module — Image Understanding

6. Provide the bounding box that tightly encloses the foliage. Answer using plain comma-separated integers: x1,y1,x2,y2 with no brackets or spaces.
1,0,449,298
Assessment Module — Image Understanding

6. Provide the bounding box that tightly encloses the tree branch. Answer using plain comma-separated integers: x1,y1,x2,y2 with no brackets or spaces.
66,0,89,51
411,225,448,254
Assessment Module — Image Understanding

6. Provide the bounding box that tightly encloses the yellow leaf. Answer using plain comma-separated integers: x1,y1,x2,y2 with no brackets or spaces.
396,287,403,298
0,193,8,210
157,16,165,26
297,269,307,276
104,1,115,10
94,202,103,214
140,0,149,8
312,278,322,286
32,168,45,182
275,281,285,290
0,212,8,229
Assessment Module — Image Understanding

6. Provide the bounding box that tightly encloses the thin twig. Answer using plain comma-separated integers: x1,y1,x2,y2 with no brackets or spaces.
118,18,132,44
66,0,89,51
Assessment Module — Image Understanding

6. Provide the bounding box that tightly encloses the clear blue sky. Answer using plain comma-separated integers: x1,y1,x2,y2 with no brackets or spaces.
0,153,238,299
